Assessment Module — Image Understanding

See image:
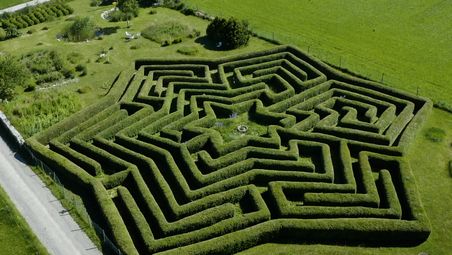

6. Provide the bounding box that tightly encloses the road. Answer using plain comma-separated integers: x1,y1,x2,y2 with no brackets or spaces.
0,133,102,255
0,0,50,15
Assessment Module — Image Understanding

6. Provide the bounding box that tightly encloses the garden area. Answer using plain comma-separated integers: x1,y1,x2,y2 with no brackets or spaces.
0,0,451,255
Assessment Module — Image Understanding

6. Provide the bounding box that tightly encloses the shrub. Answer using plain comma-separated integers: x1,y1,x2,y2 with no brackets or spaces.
177,46,199,56
0,28,6,41
75,64,88,76
90,0,101,7
424,127,446,143
0,54,33,100
27,28,36,34
142,21,197,44
449,160,452,177
77,86,91,94
63,16,97,42
206,17,251,50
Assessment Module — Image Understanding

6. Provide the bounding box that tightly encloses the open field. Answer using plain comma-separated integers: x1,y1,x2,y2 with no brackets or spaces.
0,185,48,255
184,0,452,106
26,45,441,254
0,0,29,10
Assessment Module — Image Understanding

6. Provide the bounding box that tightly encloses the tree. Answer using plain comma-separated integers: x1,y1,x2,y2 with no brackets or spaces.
0,55,33,100
117,0,139,27
0,28,6,41
206,17,250,50
64,17,97,42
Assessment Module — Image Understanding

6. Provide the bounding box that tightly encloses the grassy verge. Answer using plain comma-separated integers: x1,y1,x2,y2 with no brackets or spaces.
0,0,29,9
0,185,49,255
30,165,104,253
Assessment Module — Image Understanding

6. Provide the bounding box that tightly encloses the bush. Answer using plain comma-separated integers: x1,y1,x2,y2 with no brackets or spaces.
27,28,36,34
63,17,97,42
206,17,251,50
177,46,199,56
75,64,88,76
424,127,446,143
0,28,6,41
142,21,198,44
0,55,33,100
77,86,91,94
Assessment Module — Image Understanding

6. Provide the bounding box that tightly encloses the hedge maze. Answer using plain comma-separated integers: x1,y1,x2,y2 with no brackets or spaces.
27,45,432,255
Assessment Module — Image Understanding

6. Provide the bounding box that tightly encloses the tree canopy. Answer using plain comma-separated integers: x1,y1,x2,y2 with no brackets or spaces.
0,55,32,100
206,17,251,50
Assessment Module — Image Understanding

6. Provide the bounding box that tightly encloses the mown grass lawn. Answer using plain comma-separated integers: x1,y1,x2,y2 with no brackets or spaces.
0,0,29,9
0,186,48,255
184,0,452,106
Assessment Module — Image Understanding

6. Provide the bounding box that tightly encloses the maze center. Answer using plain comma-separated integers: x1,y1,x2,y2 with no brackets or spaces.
27,45,432,255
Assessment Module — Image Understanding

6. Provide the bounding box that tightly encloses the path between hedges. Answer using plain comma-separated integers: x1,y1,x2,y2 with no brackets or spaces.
0,0,50,15
0,134,101,255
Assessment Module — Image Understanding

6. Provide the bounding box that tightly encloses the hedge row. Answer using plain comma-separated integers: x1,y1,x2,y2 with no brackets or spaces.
25,45,432,254
1,1,73,30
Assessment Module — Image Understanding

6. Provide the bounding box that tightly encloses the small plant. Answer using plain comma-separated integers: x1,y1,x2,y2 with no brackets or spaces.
77,86,90,94
172,38,182,44
177,46,199,56
63,16,97,42
425,127,446,143
75,64,88,76
27,28,36,34
149,9,157,15
161,40,171,47
42,26,49,31
449,160,452,177
130,44,140,50
24,84,36,92
142,21,197,44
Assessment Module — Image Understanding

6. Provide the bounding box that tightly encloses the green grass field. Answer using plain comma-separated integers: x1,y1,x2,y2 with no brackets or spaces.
184,0,452,106
0,0,29,9
0,186,48,255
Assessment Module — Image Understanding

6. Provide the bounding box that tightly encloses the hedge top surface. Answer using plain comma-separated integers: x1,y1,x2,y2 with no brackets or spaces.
28,45,431,255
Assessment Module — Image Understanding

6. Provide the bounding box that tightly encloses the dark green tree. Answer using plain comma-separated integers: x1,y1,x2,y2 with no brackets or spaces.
0,55,33,100
206,17,250,50
118,0,139,26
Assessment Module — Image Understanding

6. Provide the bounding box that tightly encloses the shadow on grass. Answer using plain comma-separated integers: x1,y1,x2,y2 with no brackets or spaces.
195,36,229,51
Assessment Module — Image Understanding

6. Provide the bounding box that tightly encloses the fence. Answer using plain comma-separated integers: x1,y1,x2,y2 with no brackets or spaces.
0,111,123,255
24,146,123,255
183,3,450,106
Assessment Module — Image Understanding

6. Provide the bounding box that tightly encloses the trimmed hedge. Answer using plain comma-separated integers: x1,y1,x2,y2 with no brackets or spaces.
0,1,73,31
24,45,432,254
